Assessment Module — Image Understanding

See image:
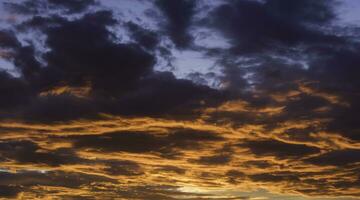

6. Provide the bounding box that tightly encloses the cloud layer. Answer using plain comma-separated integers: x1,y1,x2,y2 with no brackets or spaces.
0,0,360,199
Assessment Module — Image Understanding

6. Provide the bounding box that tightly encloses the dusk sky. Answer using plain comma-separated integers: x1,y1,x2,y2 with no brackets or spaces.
0,0,360,199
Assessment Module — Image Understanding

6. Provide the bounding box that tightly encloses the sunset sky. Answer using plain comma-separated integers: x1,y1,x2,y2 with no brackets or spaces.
0,0,360,199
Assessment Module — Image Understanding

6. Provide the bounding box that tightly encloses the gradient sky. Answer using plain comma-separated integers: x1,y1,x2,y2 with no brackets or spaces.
0,0,360,199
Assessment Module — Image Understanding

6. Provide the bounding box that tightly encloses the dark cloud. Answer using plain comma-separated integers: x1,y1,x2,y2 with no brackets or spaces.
47,0,96,13
126,22,159,50
0,29,43,91
0,0,360,199
68,131,164,153
3,0,44,15
8,11,223,122
239,139,320,159
282,127,320,143
167,128,223,141
0,140,80,166
41,11,153,94
326,107,360,142
282,94,330,118
250,172,300,183
209,0,340,54
156,165,186,175
0,170,117,192
22,94,98,123
13,45,43,84
17,11,128,92
306,47,360,141
226,170,245,179
194,154,231,165
0,72,30,111
265,0,336,23
305,149,360,166
226,170,246,184
103,160,143,176
155,0,196,48
100,72,224,118
3,0,95,14
67,128,223,155
250,61,306,94
243,160,273,168
0,185,21,198
0,30,20,48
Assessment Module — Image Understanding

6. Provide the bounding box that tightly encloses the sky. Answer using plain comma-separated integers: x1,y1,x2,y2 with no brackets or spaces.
0,0,360,199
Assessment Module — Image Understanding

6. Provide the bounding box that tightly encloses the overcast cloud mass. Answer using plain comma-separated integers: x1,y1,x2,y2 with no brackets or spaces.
0,0,360,199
